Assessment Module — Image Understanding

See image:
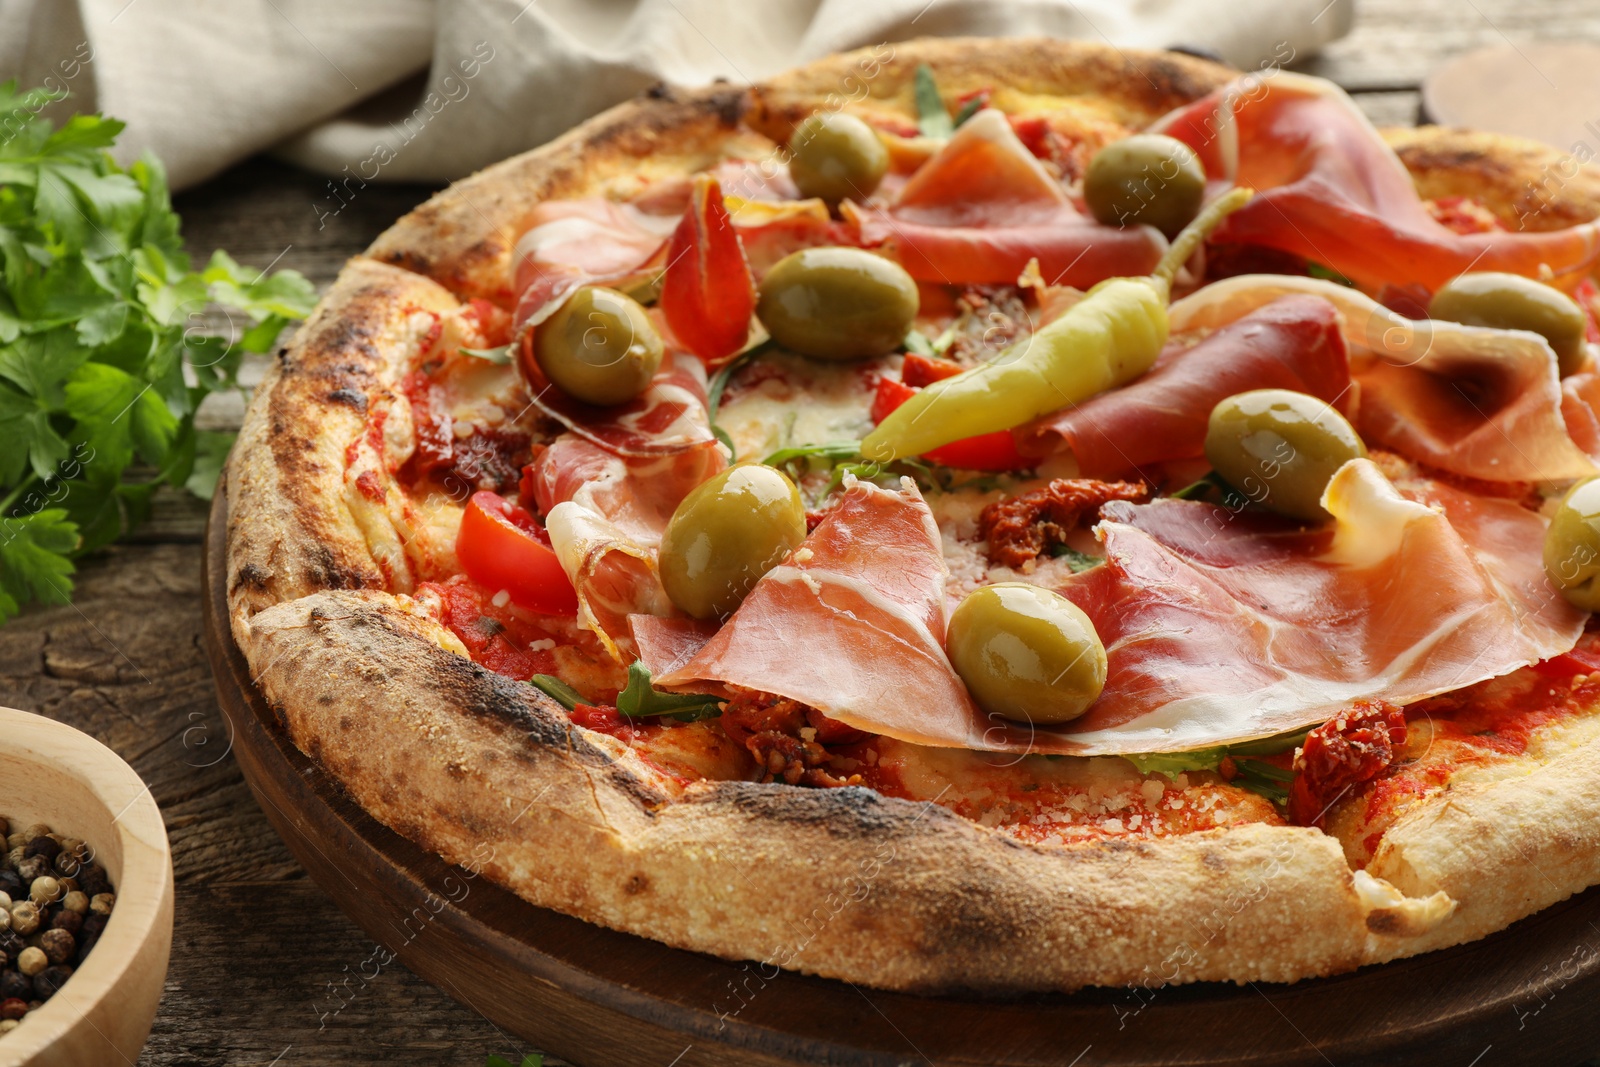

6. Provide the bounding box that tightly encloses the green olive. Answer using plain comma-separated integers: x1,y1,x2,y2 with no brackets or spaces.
659,465,806,620
533,287,663,406
946,583,1106,725
1203,389,1366,522
1428,272,1589,377
756,248,919,361
1083,133,1207,239
1544,478,1600,611
787,112,889,206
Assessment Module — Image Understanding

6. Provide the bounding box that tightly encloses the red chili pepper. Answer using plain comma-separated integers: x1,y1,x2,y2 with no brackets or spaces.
870,376,1027,471
660,175,754,365
901,353,965,387
455,491,578,616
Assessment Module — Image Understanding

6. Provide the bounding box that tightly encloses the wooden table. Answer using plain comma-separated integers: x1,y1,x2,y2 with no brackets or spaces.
3,2,1596,1063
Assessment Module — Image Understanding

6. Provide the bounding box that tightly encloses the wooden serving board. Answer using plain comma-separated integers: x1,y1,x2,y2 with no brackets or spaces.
202,481,1600,1067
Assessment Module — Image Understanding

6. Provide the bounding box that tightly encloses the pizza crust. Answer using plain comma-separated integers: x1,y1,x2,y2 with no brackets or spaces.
228,36,1600,992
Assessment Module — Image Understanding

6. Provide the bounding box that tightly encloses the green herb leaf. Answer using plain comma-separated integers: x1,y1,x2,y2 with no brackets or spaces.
615,662,723,721
530,674,586,710
460,344,513,365
902,329,936,357
0,84,316,624
952,95,986,127
1047,544,1102,572
0,508,78,623
761,440,862,468
1306,262,1356,288
913,65,954,139
1121,730,1308,805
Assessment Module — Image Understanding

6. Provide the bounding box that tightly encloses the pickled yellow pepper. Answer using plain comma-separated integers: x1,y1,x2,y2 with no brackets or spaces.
860,188,1254,463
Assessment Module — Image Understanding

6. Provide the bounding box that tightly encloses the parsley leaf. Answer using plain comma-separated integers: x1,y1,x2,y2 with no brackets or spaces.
0,83,315,624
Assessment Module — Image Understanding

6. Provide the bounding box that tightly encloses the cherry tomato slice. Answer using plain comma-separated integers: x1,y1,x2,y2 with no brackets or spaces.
869,376,1028,471
456,491,579,616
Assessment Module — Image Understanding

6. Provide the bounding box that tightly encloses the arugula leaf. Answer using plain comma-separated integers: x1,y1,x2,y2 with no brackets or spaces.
1122,730,1309,805
762,440,862,469
615,662,723,721
952,94,987,127
484,1055,543,1067
0,83,315,624
913,64,954,139
529,674,586,710
1306,262,1356,288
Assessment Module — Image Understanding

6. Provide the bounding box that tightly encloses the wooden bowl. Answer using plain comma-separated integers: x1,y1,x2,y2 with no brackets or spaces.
0,706,174,1066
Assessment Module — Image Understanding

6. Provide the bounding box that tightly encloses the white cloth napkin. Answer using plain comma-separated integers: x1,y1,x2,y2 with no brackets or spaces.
1,0,1353,191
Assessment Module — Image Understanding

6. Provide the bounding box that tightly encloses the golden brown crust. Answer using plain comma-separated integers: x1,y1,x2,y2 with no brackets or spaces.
228,36,1600,992
1385,125,1600,233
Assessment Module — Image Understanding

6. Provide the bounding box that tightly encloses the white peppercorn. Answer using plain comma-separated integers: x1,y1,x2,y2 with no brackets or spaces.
88,894,114,917
15,946,45,977
9,903,38,937
60,891,87,915
28,877,60,908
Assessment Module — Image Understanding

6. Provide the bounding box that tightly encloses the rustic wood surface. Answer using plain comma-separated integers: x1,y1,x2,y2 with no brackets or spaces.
1,2,1597,1063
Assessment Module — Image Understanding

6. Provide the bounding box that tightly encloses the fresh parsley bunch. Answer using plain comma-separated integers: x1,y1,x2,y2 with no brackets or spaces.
0,82,316,623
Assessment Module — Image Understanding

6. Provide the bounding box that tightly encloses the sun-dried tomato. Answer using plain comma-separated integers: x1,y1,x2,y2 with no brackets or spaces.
720,692,867,787
1287,700,1408,827
979,478,1148,567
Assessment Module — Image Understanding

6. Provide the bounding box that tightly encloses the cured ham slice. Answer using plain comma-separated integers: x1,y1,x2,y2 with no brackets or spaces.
649,478,989,745
643,461,1581,755
849,109,1165,287
1151,72,1600,291
525,348,720,458
1019,294,1351,475
532,353,725,658
1169,275,1597,482
1048,460,1584,752
511,198,673,335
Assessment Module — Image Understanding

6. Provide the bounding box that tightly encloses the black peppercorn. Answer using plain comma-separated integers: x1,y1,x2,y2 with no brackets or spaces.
23,837,60,863
32,964,71,999
52,850,79,878
39,929,74,965
0,871,20,898
50,909,81,935
0,998,25,1021
77,865,109,899
0,931,20,959
79,913,107,940
0,970,29,1000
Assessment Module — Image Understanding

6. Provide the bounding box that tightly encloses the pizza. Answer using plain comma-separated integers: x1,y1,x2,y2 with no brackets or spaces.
225,37,1600,993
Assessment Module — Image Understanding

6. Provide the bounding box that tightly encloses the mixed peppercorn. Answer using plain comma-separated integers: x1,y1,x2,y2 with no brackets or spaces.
0,817,116,1034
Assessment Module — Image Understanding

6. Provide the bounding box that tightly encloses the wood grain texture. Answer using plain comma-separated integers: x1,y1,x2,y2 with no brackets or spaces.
1,2,1597,1061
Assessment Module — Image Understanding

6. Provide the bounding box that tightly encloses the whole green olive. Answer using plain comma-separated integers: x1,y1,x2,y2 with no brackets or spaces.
1203,389,1366,522
1428,272,1589,377
1544,477,1600,611
659,465,806,620
533,287,663,406
1083,133,1207,239
946,583,1107,725
787,112,889,206
756,247,919,361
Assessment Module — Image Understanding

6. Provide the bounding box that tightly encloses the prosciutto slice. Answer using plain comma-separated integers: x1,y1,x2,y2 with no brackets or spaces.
644,461,1580,754
649,478,988,744
1169,275,1597,482
510,198,674,336
1019,294,1351,475
533,353,725,658
849,109,1165,287
1152,72,1600,291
